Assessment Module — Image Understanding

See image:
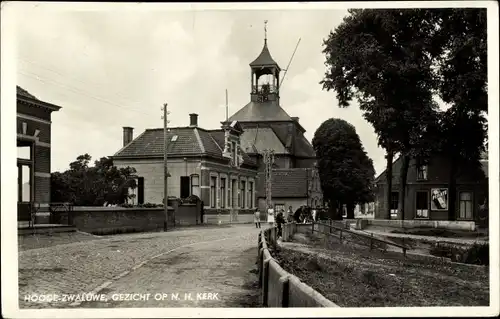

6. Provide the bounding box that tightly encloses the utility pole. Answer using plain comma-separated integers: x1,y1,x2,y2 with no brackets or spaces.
263,149,275,217
162,103,170,231
225,89,228,122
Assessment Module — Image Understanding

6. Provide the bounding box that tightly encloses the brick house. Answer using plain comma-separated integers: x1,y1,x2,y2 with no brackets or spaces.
255,168,323,213
374,154,488,221
223,34,323,211
112,114,259,224
17,86,61,222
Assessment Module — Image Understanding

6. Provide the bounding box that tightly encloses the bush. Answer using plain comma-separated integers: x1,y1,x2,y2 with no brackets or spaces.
430,242,489,265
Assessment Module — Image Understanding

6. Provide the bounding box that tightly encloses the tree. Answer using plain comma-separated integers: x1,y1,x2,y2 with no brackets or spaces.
321,9,442,220
312,118,376,220
432,8,488,220
51,154,137,206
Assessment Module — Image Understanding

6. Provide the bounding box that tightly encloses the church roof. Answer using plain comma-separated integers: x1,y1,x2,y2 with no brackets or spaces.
255,168,311,198
249,41,280,69
239,127,289,155
227,100,292,122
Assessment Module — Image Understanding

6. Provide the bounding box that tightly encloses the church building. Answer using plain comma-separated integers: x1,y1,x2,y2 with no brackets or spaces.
223,28,322,212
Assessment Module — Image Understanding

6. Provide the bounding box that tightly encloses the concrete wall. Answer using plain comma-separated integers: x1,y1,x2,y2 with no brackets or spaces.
257,224,338,308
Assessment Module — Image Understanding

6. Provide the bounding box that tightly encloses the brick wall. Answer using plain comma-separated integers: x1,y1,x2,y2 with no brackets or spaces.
34,146,51,173
62,207,175,234
17,103,52,122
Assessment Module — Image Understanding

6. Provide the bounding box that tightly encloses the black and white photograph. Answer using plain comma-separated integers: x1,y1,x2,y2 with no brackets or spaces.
1,1,498,318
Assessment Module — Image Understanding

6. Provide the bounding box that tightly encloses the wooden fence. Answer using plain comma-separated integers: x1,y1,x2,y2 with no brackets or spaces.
313,219,411,257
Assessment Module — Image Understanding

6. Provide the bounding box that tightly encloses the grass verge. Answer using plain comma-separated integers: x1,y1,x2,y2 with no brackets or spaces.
273,233,489,307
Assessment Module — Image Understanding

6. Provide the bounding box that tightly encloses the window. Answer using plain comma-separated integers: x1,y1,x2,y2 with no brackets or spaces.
17,145,31,160
210,176,217,208
18,164,31,202
180,176,190,198
241,180,246,208
459,192,473,220
231,141,236,165
275,204,285,213
390,192,399,217
416,191,429,218
191,175,200,197
231,179,238,207
137,177,144,205
248,181,254,209
171,135,178,142
417,164,428,180
220,178,226,209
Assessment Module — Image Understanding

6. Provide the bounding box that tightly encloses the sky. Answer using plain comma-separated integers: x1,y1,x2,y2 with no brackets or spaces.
13,3,457,175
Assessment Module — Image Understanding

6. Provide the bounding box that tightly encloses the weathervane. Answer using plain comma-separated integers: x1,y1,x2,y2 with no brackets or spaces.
264,20,268,42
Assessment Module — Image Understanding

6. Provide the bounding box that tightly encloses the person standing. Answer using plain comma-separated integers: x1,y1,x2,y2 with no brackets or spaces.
254,208,261,228
276,209,285,238
287,206,294,223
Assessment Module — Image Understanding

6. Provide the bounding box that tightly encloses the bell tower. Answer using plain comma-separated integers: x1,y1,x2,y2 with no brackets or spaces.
250,20,281,103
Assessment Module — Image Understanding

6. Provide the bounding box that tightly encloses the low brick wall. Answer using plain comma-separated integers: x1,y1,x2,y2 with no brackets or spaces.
257,224,338,308
365,219,476,231
60,206,175,235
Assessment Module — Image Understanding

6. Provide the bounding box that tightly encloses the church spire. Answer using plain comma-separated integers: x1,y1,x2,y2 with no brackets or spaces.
264,20,268,44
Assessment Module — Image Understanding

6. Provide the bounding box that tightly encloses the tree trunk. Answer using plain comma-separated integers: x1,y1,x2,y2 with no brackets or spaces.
448,158,458,221
385,149,394,220
397,155,410,220
346,202,355,219
333,201,343,220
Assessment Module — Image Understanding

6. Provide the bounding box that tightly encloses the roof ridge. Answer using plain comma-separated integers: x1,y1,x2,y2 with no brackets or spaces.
207,130,223,152
193,128,206,154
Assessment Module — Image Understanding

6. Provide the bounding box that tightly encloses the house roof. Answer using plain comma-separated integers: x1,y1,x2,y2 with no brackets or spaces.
16,86,62,111
17,86,38,100
239,127,289,155
256,168,310,198
375,156,489,183
227,100,293,123
249,41,281,69
113,126,257,167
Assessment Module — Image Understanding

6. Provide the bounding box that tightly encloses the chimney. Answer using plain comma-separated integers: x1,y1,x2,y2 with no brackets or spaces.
189,113,198,127
291,117,299,123
123,127,133,147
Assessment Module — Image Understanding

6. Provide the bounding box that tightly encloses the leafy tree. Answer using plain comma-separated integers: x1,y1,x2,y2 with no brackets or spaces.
312,118,376,220
322,9,448,220
51,154,137,206
432,8,488,220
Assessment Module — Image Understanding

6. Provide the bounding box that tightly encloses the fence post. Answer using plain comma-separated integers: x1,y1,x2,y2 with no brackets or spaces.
339,229,343,243
262,257,272,306
280,275,290,307
329,220,332,233
370,233,374,250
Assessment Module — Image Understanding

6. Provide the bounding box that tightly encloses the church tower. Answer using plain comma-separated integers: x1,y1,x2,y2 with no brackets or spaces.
250,20,281,103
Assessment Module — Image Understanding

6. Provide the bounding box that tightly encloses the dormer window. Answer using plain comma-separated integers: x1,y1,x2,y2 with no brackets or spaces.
417,163,428,180
231,141,236,164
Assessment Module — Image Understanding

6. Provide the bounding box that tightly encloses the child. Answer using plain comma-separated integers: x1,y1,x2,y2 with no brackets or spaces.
254,208,261,228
